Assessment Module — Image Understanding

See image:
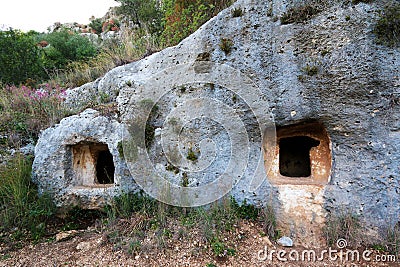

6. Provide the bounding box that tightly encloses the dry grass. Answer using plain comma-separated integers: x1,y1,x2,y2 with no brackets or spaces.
324,210,361,247
59,29,162,88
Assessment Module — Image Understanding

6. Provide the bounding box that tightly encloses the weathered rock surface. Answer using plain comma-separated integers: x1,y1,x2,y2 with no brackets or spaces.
32,109,138,208
33,0,399,246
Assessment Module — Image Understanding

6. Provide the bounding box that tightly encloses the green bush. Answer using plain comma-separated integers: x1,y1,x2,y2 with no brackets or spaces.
41,29,98,72
374,3,400,47
302,64,319,76
0,29,47,85
187,148,198,161
259,204,280,240
89,18,104,34
53,0,235,87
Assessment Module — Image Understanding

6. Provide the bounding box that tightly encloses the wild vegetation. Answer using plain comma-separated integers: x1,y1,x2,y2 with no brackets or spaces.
280,1,322,24
93,193,276,258
0,0,399,260
374,2,400,47
0,0,236,249
324,209,400,255
0,83,69,144
0,154,55,242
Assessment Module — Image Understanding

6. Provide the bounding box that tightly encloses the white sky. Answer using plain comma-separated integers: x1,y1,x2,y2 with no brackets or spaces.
0,0,120,32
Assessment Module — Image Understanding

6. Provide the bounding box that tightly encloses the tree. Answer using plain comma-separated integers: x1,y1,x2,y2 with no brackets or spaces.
89,18,103,34
0,29,47,85
115,0,163,34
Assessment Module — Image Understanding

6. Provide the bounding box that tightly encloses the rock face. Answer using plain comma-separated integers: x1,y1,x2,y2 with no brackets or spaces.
32,109,137,209
33,0,399,246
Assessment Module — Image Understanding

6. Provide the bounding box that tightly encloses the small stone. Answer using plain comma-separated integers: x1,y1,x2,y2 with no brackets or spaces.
76,241,91,251
56,230,79,242
154,128,162,137
135,255,140,260
277,236,293,247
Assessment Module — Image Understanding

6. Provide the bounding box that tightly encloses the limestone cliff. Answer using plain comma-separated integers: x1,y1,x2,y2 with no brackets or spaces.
33,0,399,246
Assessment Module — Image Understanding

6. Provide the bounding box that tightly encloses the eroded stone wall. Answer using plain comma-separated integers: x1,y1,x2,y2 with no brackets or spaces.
34,0,400,246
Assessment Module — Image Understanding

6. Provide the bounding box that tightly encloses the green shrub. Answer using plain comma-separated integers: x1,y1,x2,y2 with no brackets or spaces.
211,238,233,257
230,198,260,221
117,141,125,159
0,154,55,240
41,29,98,72
166,163,180,174
89,18,104,34
374,3,400,47
0,1,234,88
105,191,158,219
138,99,158,149
103,194,268,257
60,28,161,88
259,204,280,240
0,29,47,85
181,172,189,187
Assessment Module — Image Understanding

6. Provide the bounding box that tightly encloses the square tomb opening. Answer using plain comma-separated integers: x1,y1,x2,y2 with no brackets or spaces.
279,136,320,177
265,121,331,185
71,142,115,187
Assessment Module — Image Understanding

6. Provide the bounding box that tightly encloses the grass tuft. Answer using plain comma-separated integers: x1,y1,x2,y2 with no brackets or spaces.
385,222,400,255
232,7,243,18
99,194,278,258
281,3,321,24
219,38,234,55
0,154,56,241
324,210,361,247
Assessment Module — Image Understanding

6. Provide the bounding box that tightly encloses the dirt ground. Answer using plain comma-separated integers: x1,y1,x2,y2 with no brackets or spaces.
1,218,399,267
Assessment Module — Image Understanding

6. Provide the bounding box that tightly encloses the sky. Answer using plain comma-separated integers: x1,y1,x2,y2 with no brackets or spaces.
0,0,120,32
